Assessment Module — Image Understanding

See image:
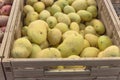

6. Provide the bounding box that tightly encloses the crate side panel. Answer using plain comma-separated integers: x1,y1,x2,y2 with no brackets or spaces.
0,59,5,80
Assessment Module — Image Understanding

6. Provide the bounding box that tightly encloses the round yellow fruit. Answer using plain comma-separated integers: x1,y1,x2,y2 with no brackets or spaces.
80,47,100,57
33,2,45,13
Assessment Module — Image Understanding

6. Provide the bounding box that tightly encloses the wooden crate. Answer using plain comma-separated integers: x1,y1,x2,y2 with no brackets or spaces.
0,0,18,80
2,0,120,80
0,0,18,57
106,0,120,30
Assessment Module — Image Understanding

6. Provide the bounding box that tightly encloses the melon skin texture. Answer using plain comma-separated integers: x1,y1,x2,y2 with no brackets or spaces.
27,20,48,45
57,35,84,58
98,35,112,51
72,0,88,11
77,10,93,22
98,46,120,57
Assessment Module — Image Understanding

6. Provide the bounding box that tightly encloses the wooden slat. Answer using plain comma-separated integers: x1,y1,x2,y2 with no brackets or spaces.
16,76,99,80
15,78,38,80
9,58,120,67
14,69,44,78
0,59,5,80
102,0,120,31
107,0,120,29
14,76,119,80
105,0,120,35
0,31,9,57
41,77,95,80
95,76,117,80
3,59,14,80
91,67,120,76
3,32,13,58
117,74,120,80
9,0,21,32
111,0,120,3
113,4,120,15
14,12,22,39
0,0,18,58
15,77,95,80
45,69,90,76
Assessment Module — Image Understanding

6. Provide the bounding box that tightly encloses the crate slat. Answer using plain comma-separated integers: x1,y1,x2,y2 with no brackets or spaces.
95,76,117,80
107,0,120,31
15,77,95,80
14,76,118,80
0,59,5,80
91,67,120,76
45,69,90,76
10,58,120,67
14,69,44,78
3,59,14,80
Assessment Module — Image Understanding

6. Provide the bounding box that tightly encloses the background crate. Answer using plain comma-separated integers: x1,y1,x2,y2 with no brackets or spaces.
108,0,120,16
0,0,18,57
2,0,120,80
0,0,18,80
107,0,120,30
